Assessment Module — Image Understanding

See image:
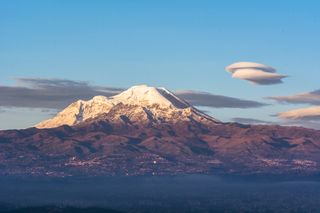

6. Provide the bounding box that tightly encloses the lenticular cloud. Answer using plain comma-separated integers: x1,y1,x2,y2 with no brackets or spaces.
278,106,320,121
226,62,287,85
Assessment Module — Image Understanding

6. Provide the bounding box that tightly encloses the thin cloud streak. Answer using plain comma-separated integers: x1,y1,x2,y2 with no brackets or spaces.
0,78,123,109
0,78,268,110
277,106,320,121
268,90,320,105
175,90,268,108
232,117,274,125
269,89,320,128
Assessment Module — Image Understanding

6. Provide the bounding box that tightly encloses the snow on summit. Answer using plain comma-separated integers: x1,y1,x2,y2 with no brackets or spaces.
110,85,190,109
35,85,217,129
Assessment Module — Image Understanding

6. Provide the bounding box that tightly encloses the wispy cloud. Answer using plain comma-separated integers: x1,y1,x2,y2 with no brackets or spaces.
226,62,287,85
232,117,274,124
277,106,320,121
0,78,123,109
269,89,320,129
268,89,320,105
283,120,320,130
175,90,268,108
0,78,269,110
233,116,320,130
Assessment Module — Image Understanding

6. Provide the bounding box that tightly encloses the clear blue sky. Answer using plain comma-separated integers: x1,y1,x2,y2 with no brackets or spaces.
0,0,319,129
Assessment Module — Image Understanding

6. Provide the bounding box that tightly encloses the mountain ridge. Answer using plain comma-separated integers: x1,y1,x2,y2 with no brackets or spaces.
1,85,320,177
1,120,320,177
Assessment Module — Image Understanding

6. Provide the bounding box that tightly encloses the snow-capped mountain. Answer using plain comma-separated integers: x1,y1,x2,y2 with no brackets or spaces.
36,85,218,129
2,84,320,178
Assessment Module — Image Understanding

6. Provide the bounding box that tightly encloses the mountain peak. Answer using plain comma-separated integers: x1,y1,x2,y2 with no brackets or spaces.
91,95,109,102
111,85,190,109
35,85,217,129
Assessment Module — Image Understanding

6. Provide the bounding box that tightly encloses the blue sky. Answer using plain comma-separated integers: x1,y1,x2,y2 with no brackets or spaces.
0,0,319,129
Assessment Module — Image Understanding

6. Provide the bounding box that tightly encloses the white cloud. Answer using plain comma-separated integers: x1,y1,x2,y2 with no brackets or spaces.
278,106,320,121
271,89,320,129
226,62,276,73
226,61,287,85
